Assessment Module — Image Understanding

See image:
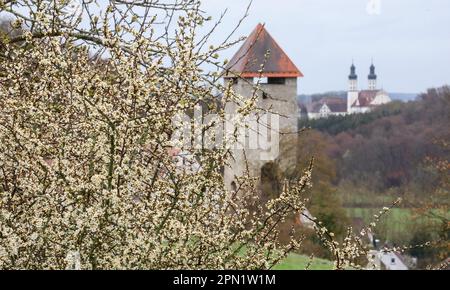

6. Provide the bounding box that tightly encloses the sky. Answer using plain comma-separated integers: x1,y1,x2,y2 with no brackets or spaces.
200,0,450,94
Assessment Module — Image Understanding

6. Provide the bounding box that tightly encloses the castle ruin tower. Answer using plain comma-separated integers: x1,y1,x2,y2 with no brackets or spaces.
222,23,303,192
368,62,377,90
347,63,359,113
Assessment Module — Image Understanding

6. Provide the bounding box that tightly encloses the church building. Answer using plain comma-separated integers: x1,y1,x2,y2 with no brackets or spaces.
307,63,392,119
347,62,391,114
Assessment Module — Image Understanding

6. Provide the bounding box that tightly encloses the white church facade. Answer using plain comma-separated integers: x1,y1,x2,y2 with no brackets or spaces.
307,63,392,119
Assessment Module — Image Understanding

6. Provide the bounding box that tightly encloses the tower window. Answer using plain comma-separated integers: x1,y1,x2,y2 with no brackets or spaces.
254,77,268,84
229,78,238,85
268,77,286,84
231,181,237,192
262,92,268,99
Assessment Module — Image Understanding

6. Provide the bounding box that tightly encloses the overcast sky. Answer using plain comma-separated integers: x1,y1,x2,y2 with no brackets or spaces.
201,0,450,94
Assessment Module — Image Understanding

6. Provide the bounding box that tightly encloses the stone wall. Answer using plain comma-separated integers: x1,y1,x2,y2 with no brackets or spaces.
223,77,298,191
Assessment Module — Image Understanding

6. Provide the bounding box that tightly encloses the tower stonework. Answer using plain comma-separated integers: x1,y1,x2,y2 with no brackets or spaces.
223,24,303,191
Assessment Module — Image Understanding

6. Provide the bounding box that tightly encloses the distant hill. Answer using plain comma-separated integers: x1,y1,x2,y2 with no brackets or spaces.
298,91,419,104
298,91,346,104
389,93,419,102
300,85,450,195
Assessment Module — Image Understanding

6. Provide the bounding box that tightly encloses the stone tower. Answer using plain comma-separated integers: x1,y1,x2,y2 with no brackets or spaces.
222,23,303,191
347,63,359,113
368,63,377,90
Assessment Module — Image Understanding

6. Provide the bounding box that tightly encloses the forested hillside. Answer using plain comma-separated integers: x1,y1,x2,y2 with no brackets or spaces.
300,86,449,199
297,87,449,267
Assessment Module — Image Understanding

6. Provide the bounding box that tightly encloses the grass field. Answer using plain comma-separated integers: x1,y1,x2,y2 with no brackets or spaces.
273,208,447,270
236,245,334,270
274,253,334,270
346,207,446,243
274,207,446,269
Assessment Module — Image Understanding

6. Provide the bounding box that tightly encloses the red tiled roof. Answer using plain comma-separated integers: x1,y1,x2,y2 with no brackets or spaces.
352,90,382,107
224,23,303,78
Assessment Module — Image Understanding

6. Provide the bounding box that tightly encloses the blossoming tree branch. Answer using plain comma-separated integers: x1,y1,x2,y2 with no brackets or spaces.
0,0,404,270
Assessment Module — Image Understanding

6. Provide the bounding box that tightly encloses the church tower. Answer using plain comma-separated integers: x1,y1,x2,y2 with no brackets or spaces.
222,23,303,191
368,62,377,90
349,63,358,91
347,63,359,113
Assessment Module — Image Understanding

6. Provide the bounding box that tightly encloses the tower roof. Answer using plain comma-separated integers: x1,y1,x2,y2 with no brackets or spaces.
349,63,357,80
368,63,377,80
224,24,303,78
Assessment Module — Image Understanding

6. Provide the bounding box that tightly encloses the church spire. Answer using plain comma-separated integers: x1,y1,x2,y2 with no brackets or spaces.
368,60,377,90
368,61,377,80
349,61,357,80
348,62,358,91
